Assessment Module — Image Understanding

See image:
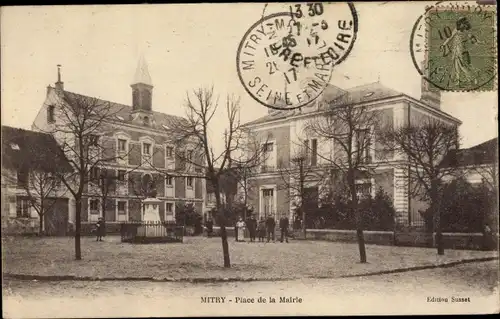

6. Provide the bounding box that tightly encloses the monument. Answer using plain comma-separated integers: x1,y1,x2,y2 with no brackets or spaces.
137,197,164,237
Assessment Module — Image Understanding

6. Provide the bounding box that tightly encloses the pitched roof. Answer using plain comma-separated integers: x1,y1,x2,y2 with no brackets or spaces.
1,125,73,172
57,89,188,130
440,137,498,167
242,82,406,126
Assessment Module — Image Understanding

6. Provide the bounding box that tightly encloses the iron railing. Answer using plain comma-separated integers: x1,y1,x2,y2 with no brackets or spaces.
120,221,184,243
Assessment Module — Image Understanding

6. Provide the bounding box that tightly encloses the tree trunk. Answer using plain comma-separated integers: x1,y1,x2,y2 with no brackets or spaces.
75,197,82,260
302,205,306,239
431,181,444,255
349,177,367,263
39,213,44,236
220,223,230,267
433,202,444,255
214,179,230,268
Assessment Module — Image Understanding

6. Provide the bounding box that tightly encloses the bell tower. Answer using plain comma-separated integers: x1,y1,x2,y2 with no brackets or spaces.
131,55,153,112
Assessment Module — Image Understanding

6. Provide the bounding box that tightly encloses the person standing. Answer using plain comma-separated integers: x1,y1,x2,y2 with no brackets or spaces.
279,215,289,243
258,217,266,242
236,217,246,242
266,215,276,243
205,217,214,238
96,217,105,242
247,215,257,242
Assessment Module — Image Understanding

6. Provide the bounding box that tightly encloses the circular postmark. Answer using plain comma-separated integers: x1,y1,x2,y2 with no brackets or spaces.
410,2,497,91
237,2,358,110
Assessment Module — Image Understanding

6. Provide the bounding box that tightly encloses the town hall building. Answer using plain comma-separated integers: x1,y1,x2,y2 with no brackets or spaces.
31,58,206,231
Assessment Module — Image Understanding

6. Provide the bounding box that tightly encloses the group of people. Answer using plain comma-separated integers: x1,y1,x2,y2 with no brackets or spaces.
236,215,289,243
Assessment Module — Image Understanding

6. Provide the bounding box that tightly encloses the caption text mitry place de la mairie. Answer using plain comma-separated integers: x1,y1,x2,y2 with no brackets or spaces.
200,296,303,304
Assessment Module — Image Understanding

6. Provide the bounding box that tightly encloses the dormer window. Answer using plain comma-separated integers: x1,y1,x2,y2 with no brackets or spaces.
47,105,55,123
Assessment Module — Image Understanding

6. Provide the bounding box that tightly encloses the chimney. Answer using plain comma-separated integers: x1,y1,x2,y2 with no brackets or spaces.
55,64,64,91
420,60,440,109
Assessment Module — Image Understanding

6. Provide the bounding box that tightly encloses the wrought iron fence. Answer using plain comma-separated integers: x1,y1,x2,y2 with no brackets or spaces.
120,221,184,243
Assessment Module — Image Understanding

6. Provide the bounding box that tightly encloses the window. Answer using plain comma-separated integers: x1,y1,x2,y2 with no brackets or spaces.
356,182,372,199
88,135,99,147
166,202,173,213
186,150,193,161
355,129,372,163
17,170,29,187
16,197,30,218
262,142,274,152
118,139,127,152
117,170,126,182
143,143,151,155
311,139,317,166
47,105,55,123
89,167,100,181
143,116,150,126
165,202,174,220
117,201,127,215
165,175,173,187
89,199,100,214
186,176,193,188
166,146,174,158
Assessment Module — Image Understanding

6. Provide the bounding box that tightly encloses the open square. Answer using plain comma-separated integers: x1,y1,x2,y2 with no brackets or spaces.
2,236,497,281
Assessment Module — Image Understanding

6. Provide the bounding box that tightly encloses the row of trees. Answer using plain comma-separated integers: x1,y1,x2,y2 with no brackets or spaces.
29,83,496,268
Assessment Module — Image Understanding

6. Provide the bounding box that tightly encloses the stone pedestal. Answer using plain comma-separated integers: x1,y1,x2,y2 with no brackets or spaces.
137,197,164,237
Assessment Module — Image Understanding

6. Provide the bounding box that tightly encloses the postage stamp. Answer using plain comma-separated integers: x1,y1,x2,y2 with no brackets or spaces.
410,3,497,91
236,2,358,110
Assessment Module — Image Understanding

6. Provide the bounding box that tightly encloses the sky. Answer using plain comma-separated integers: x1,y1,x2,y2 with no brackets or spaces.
1,2,497,151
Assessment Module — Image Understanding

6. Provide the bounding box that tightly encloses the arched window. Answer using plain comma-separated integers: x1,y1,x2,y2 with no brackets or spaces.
143,116,150,126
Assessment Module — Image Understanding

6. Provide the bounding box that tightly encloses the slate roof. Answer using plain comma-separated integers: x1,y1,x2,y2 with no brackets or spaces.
57,89,188,131
242,82,407,127
440,137,498,167
1,125,73,172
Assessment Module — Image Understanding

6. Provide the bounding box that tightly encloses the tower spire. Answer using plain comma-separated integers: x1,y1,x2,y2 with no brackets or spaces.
131,55,153,112
133,54,152,86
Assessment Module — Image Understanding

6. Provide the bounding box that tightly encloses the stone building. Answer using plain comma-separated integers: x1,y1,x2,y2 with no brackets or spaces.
240,81,462,228
31,59,206,230
1,126,73,235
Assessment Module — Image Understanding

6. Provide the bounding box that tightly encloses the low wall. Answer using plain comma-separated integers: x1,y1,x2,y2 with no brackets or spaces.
293,229,395,246
291,229,498,250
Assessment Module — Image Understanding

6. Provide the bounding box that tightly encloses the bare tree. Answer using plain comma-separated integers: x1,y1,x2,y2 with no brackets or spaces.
165,86,267,268
305,98,382,263
379,118,459,255
20,170,68,235
277,144,325,239
35,91,127,260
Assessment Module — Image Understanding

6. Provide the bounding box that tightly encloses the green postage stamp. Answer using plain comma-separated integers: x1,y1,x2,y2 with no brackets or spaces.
423,5,497,91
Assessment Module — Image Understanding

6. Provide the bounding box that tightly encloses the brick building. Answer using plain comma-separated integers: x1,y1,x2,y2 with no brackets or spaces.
241,81,462,228
31,59,206,229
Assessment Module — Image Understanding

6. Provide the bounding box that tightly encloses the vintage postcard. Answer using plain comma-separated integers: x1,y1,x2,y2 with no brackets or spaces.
1,1,498,317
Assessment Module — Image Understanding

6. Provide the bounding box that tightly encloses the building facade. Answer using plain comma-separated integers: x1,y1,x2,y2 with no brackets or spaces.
31,59,206,228
2,126,73,235
241,82,462,227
